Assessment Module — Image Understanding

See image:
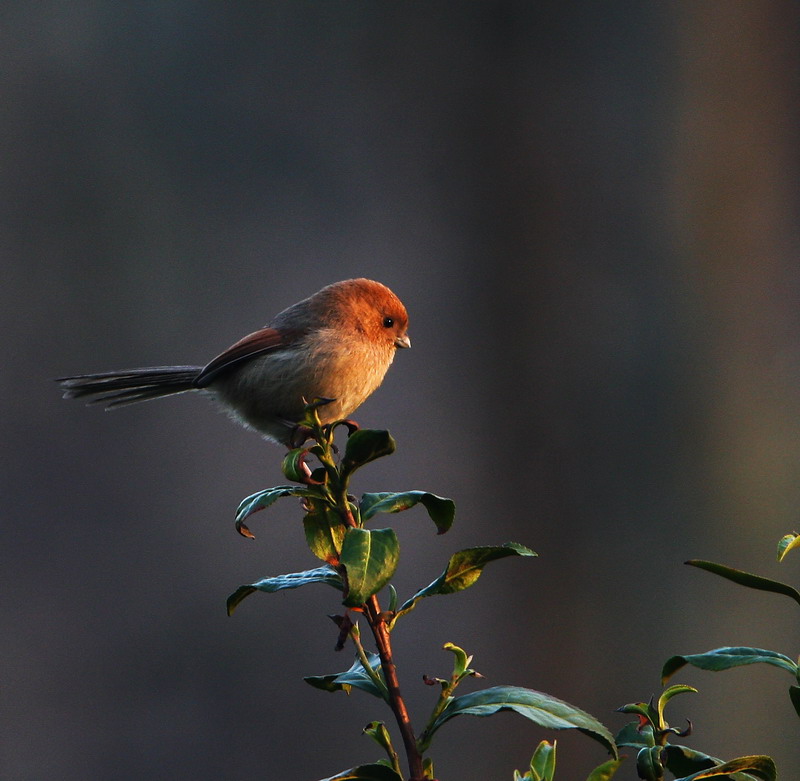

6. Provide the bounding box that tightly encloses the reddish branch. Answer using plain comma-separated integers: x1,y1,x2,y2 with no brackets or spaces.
365,595,425,781
337,494,425,780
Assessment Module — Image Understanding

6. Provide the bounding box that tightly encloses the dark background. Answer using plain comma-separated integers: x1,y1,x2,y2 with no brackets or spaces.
3,3,800,779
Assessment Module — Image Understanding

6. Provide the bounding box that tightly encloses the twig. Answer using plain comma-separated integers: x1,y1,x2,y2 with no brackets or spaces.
365,594,425,781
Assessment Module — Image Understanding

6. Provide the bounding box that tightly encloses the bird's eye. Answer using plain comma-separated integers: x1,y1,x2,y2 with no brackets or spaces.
383,316,394,328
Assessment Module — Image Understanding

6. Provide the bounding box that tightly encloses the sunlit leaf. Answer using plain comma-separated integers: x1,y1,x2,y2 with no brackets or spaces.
226,566,343,615
363,721,398,768
673,754,776,781
304,505,347,563
686,559,800,607
662,647,798,684
341,528,400,607
656,685,697,727
392,543,536,624
428,685,617,759
359,491,455,535
529,739,557,780
586,756,626,780
777,532,800,562
424,543,537,594
443,642,472,679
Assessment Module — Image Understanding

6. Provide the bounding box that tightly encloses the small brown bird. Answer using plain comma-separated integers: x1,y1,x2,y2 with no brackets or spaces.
58,278,410,445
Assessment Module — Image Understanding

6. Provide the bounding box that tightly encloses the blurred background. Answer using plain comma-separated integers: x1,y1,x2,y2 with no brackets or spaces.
3,3,800,779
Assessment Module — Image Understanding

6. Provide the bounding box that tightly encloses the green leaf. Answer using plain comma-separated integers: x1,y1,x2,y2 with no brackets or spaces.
428,685,617,759
615,721,655,749
304,505,347,563
234,485,316,538
662,647,798,684
393,543,536,623
656,685,697,728
529,739,557,780
282,447,311,482
360,491,455,535
586,756,626,780
636,746,663,781
673,754,777,781
362,722,399,770
341,528,400,607
443,642,473,679
789,685,800,719
303,674,352,694
226,566,343,615
305,652,385,699
616,701,658,730
686,559,800,608
662,745,720,777
318,763,402,781
777,531,800,562
342,429,396,473
362,720,392,750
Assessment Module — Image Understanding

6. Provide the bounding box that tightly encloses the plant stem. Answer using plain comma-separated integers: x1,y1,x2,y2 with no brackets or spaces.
334,492,424,777
417,687,450,755
365,594,426,781
319,421,426,780
349,624,390,702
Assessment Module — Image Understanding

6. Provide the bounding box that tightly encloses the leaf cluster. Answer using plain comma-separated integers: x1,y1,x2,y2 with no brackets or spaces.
223,402,791,780
615,685,775,781
225,402,617,780
660,536,800,722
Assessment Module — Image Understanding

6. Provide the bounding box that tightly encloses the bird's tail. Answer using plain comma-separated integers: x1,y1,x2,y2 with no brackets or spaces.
57,366,202,408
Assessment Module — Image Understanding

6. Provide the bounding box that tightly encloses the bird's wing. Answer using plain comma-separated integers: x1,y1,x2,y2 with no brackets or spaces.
194,327,302,387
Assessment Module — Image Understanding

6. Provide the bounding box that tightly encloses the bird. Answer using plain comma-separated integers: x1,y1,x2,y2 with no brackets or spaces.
57,278,410,446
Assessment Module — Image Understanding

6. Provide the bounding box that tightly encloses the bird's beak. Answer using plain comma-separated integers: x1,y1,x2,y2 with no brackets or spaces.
394,334,411,349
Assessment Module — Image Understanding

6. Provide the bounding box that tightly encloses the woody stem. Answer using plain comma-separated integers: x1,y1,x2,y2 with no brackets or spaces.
365,594,425,781
331,462,424,780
